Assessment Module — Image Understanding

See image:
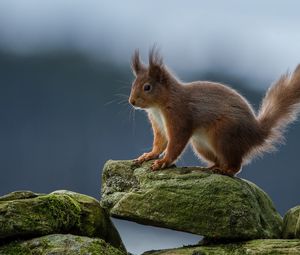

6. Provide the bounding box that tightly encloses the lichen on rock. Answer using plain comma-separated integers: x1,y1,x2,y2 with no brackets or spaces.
101,160,282,241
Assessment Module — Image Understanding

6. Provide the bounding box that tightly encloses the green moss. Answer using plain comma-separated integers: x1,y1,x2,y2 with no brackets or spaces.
49,190,125,251
282,206,300,238
0,234,126,255
101,160,282,240
0,194,81,239
36,194,81,231
83,239,125,255
142,239,300,255
0,241,31,255
0,191,43,202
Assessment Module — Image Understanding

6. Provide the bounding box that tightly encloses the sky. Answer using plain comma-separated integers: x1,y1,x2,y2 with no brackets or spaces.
0,1,300,88
0,1,300,254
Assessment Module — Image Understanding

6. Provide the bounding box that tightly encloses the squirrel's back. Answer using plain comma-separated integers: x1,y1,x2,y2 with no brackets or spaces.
182,81,257,128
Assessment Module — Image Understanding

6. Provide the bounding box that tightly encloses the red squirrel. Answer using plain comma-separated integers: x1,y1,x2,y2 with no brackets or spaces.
129,48,300,176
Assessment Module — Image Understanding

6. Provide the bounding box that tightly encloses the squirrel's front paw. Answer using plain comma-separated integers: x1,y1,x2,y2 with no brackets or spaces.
151,159,169,171
134,152,159,165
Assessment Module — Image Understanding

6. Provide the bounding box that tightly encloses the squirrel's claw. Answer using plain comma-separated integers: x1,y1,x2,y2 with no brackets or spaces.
134,152,159,165
151,159,169,171
132,159,142,166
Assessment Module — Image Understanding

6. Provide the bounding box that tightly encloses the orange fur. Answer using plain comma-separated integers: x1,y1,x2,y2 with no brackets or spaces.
150,115,168,155
135,114,167,164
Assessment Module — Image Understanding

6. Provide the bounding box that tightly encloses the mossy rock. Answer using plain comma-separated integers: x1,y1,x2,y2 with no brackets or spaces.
0,190,125,251
0,191,43,201
0,234,126,255
101,160,282,240
142,239,300,255
282,205,300,238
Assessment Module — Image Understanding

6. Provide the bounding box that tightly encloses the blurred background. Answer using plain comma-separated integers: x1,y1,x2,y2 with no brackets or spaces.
0,1,300,254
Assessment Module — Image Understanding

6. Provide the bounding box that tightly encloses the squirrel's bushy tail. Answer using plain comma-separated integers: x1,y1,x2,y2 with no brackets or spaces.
255,65,300,155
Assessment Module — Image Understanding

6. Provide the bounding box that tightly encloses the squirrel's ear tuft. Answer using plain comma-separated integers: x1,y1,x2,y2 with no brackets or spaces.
148,47,167,83
131,49,145,76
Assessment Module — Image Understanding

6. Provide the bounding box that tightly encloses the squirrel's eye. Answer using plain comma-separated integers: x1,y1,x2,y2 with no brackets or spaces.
143,84,152,92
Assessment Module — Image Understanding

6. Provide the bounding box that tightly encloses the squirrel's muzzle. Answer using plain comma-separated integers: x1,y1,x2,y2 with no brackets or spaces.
129,97,136,106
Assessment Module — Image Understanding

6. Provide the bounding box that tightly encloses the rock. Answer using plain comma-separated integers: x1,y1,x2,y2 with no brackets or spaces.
0,190,125,251
142,239,300,255
0,191,43,201
282,205,300,238
101,160,282,240
0,234,126,255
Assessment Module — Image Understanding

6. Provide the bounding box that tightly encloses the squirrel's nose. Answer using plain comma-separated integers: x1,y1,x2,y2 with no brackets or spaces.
129,98,136,106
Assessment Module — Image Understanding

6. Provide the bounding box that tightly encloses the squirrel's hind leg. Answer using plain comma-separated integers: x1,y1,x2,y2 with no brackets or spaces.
213,136,244,176
191,140,219,169
191,132,242,177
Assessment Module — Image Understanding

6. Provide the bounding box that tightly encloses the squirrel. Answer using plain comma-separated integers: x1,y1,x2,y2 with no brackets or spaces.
128,48,300,176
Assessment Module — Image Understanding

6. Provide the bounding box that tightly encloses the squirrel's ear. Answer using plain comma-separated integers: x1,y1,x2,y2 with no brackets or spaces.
148,47,167,83
131,49,146,76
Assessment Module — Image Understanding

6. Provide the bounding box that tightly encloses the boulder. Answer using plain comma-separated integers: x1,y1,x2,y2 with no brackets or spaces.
0,190,125,251
142,239,300,255
0,234,126,255
101,160,282,240
282,205,300,238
